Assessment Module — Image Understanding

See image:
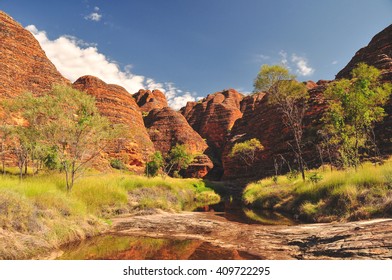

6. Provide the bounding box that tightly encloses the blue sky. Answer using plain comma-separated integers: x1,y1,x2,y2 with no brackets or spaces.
1,0,392,109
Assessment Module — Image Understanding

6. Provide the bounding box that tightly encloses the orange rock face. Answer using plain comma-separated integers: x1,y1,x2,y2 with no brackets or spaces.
181,89,244,151
144,107,208,155
73,75,154,171
133,90,215,176
180,89,244,178
184,154,214,178
0,11,69,100
143,106,213,177
133,89,168,113
222,86,328,180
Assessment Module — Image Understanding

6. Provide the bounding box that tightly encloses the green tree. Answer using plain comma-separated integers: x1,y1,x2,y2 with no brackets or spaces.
145,151,164,177
254,64,308,180
7,85,121,191
323,63,391,168
164,144,193,176
229,138,264,167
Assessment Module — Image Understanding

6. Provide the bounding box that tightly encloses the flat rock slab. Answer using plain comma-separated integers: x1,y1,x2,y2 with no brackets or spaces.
111,212,392,260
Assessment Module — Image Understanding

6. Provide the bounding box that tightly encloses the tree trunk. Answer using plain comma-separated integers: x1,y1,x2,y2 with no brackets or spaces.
24,157,28,175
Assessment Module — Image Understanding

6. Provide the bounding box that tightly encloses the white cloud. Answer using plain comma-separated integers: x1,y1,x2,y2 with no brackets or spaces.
291,54,314,76
254,54,270,62
85,12,102,22
332,60,338,65
25,25,195,110
85,6,102,21
279,50,289,67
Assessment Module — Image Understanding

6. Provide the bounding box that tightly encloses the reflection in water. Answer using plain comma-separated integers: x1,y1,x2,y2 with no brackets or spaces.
57,235,260,260
242,209,295,225
197,201,297,226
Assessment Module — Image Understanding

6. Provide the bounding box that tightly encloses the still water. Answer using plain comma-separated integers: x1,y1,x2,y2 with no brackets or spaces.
58,201,295,260
57,235,260,260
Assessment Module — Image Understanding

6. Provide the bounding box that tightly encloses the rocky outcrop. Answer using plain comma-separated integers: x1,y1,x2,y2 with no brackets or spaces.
337,24,392,155
185,154,214,178
222,83,328,180
180,89,244,179
0,11,69,167
73,75,154,170
0,11,69,100
222,25,392,180
336,24,392,81
143,106,213,177
133,89,168,113
144,107,208,155
181,89,244,151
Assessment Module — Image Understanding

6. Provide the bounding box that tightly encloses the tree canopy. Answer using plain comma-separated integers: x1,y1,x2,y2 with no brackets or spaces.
323,63,391,168
5,85,122,191
254,64,308,180
229,138,264,167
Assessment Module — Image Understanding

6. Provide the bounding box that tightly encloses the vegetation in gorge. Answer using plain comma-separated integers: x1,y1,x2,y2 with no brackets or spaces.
2,85,124,191
229,138,264,167
322,63,391,168
145,144,194,178
243,159,392,222
254,64,309,180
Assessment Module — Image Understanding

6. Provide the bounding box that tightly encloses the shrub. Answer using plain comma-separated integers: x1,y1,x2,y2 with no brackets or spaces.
110,158,126,170
309,172,323,184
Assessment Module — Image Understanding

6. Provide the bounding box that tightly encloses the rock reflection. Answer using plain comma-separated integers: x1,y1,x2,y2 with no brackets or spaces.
57,235,260,260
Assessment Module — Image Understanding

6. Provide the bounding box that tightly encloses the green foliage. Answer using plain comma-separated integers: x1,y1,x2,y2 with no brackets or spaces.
145,151,164,177
254,64,309,180
286,169,300,181
309,172,323,184
168,144,193,170
323,63,392,168
229,138,264,166
253,64,294,93
110,158,126,170
5,85,123,191
43,146,60,170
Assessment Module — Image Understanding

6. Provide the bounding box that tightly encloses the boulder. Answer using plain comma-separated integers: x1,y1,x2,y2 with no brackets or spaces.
133,89,168,113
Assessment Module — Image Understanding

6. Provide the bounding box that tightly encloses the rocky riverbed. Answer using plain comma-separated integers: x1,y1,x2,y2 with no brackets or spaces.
110,211,392,260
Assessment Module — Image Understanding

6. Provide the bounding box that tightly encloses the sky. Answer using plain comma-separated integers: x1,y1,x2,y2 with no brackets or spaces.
1,0,392,109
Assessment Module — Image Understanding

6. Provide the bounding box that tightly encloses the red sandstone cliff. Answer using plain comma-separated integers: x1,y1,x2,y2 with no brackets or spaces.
181,89,244,151
0,11,69,99
133,89,168,113
144,107,208,155
73,76,154,171
222,84,328,180
143,106,213,178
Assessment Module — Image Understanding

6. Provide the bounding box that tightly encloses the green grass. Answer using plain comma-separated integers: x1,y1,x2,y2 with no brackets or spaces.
0,172,220,259
243,159,392,222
